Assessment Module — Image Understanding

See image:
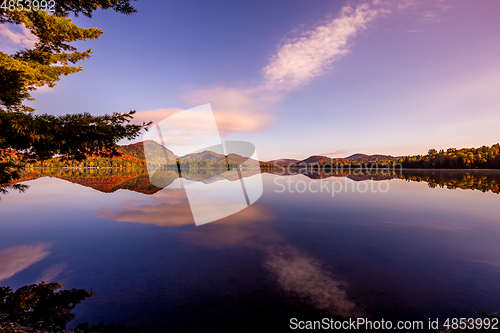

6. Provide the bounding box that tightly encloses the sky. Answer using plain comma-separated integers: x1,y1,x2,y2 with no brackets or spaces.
1,0,500,160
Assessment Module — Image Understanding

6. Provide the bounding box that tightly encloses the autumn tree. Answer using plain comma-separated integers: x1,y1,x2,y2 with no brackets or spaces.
0,0,150,193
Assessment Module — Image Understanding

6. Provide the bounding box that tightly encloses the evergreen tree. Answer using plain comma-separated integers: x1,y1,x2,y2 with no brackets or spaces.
0,0,150,193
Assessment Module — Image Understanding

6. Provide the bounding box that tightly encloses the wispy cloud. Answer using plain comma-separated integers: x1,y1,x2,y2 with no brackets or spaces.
0,244,51,282
323,149,349,157
141,0,453,145
263,4,381,91
0,24,37,53
172,3,383,137
374,0,453,24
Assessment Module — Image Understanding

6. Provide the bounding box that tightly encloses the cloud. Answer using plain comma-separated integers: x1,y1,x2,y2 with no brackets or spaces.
177,2,387,131
262,4,381,91
33,85,57,94
133,106,275,137
169,2,381,139
131,108,184,125
373,0,453,24
0,244,51,282
323,149,349,156
212,110,275,135
137,0,452,147
258,0,454,93
464,259,500,266
0,24,38,52
420,10,444,24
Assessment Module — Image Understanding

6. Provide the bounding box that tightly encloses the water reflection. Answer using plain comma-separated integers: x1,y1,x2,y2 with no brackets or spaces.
13,168,500,195
264,246,361,317
97,183,361,316
267,168,500,194
16,168,163,194
397,169,500,194
2,168,500,331
97,188,194,227
0,244,51,282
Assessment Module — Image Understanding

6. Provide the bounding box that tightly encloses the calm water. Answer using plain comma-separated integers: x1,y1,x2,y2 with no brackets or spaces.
1,169,500,332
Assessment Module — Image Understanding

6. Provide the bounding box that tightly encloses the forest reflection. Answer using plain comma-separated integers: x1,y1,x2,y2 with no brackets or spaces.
11,168,500,195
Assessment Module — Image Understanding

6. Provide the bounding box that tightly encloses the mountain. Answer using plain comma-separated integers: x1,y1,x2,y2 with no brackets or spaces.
22,140,258,169
345,153,367,159
180,150,225,162
227,153,259,166
344,154,400,161
180,150,259,166
264,159,300,166
299,155,334,164
119,140,176,164
264,154,401,165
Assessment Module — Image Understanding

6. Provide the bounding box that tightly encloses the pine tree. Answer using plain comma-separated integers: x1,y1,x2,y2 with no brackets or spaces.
0,0,150,193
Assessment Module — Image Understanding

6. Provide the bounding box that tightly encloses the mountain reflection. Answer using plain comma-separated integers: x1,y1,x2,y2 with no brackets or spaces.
16,168,163,194
268,168,500,194
14,168,500,196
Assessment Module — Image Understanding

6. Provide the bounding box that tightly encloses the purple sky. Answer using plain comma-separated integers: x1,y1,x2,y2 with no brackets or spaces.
1,0,500,160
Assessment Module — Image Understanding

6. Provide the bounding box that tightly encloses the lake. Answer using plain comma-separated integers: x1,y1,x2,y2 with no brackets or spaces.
1,168,500,332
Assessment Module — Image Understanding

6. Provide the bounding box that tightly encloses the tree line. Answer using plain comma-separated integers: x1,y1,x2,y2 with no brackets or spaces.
402,144,500,169
260,144,500,170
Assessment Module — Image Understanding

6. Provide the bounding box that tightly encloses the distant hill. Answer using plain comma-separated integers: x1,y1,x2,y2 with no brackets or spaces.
299,156,333,164
180,150,258,166
265,159,300,166
345,153,367,159
23,140,260,169
260,153,401,166
180,150,224,162
344,153,400,161
265,154,400,166
119,140,176,164
227,153,257,166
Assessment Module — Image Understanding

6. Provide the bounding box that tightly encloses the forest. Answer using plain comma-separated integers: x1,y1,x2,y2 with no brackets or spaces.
402,144,500,169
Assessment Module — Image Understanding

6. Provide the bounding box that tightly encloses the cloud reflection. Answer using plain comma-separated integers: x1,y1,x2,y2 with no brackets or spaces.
180,203,277,248
264,246,361,317
98,187,274,233
37,263,66,283
0,244,51,282
181,214,361,316
97,189,195,227
97,186,360,317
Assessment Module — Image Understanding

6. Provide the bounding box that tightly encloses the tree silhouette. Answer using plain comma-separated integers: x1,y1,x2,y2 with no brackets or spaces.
0,282,95,332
